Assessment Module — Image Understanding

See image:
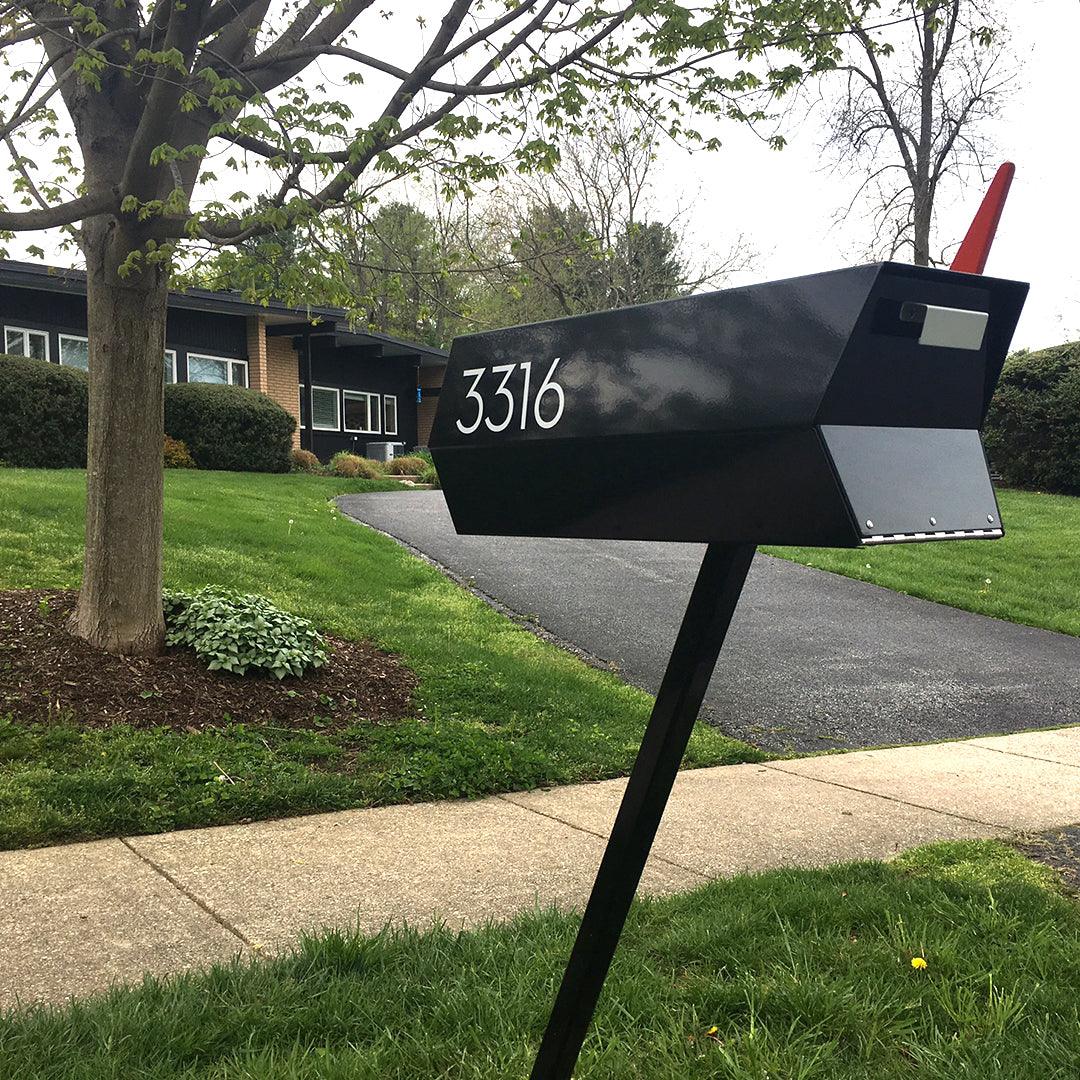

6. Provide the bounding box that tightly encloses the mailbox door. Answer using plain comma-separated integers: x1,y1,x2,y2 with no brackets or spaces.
820,425,1002,543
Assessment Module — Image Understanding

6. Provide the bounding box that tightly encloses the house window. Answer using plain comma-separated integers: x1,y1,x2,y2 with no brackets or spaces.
187,353,248,387
5,326,49,361
383,395,398,435
53,336,175,380
59,334,89,370
343,390,380,434
311,386,340,430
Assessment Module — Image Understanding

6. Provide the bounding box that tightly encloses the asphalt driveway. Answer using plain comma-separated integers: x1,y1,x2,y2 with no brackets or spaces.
338,491,1080,752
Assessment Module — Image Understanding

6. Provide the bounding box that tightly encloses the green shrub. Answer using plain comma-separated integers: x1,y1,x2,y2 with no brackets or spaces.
163,435,196,469
409,448,440,487
164,588,328,679
984,342,1080,495
165,383,295,473
385,455,428,475
290,447,322,473
0,354,88,467
329,451,383,479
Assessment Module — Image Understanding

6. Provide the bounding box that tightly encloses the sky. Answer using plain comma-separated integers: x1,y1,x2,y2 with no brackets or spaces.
6,0,1076,350
649,0,1079,349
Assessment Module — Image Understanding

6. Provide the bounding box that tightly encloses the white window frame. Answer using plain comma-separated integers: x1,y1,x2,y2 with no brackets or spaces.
58,333,89,369
383,394,398,436
342,390,381,434
186,352,248,388
5,325,50,362
164,349,177,384
310,385,341,431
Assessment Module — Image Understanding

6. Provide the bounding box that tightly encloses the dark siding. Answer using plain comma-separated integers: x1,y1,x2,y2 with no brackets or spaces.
0,284,249,381
0,285,87,334
165,307,247,358
306,343,421,458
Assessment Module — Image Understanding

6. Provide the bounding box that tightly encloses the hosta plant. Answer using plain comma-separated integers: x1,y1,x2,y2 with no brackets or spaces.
164,589,328,679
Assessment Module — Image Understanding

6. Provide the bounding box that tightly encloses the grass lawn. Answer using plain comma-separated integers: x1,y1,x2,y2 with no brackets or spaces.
767,488,1080,637
2,839,1077,1078
0,468,762,849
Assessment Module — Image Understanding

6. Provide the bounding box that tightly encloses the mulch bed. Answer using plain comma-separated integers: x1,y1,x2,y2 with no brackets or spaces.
1015,827,1080,895
0,589,417,732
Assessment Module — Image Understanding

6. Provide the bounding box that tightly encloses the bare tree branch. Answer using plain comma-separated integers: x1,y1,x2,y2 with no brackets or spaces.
0,186,116,229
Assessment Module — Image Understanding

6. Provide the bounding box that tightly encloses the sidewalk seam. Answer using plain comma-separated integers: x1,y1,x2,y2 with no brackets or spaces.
119,838,254,948
758,763,1006,828
494,795,710,881
968,743,1080,770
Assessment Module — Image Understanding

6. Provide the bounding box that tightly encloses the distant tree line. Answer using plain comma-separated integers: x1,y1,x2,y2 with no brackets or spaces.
185,116,751,347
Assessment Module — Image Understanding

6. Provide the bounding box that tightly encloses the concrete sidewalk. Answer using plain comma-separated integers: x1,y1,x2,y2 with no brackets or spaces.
3,727,1079,1009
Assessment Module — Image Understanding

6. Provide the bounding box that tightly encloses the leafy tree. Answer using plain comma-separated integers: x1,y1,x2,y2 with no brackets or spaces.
345,201,470,347
821,0,1015,265
474,111,752,325
0,0,859,654
181,200,350,310
189,199,470,343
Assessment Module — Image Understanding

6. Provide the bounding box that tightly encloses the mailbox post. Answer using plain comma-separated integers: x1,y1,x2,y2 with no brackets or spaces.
429,254,1026,1079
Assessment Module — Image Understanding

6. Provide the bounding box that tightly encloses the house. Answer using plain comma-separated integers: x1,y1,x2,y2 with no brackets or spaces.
0,260,448,458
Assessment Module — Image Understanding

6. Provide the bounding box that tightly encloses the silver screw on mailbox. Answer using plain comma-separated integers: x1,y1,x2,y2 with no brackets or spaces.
929,516,937,526
865,519,874,529
987,514,995,523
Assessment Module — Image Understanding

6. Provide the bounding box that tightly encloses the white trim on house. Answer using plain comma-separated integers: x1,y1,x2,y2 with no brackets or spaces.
58,333,89,370
310,385,340,430
383,394,398,435
342,389,381,434
187,352,248,388
164,349,177,384
4,325,49,362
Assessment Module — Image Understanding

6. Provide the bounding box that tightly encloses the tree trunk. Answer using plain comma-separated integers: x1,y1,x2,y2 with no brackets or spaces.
913,7,936,267
69,217,168,654
912,191,932,266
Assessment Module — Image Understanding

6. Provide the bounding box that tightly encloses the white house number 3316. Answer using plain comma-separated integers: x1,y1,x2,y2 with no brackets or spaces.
455,357,565,435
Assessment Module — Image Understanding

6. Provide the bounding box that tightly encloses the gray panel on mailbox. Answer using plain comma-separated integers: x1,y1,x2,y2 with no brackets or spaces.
919,305,988,350
821,425,1000,542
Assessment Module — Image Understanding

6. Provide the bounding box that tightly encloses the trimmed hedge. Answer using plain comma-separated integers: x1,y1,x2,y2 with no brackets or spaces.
0,354,88,467
0,355,296,472
165,382,295,473
984,342,1080,495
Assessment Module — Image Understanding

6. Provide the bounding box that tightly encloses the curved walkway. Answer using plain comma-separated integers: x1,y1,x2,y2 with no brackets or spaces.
338,491,1080,752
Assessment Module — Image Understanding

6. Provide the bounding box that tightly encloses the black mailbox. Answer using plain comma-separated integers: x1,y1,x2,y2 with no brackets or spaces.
430,261,1027,547
427,256,1028,1080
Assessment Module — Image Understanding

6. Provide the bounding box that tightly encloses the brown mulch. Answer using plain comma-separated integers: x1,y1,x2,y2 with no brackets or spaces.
0,589,417,732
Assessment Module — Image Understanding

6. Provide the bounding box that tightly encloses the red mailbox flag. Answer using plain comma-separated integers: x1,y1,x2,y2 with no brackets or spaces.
951,162,1015,274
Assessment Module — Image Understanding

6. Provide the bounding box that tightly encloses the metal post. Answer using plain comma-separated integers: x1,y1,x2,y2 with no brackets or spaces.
530,541,757,1080
301,330,314,453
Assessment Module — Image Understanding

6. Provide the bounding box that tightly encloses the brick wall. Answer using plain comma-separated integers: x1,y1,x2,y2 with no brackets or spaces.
247,316,301,447
416,365,444,447
245,315,268,392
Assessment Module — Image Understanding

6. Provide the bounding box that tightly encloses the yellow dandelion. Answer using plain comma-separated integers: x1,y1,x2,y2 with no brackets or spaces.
911,956,927,970
705,1026,719,1037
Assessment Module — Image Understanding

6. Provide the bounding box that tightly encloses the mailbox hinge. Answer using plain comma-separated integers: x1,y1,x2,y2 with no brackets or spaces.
862,527,1003,545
